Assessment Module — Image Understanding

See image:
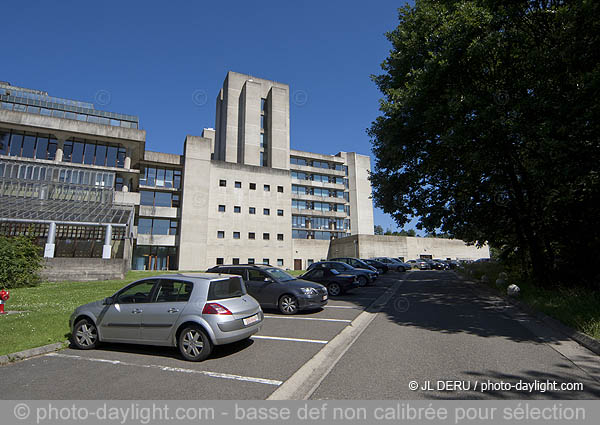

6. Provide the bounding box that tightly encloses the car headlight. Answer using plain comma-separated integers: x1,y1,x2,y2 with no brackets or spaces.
300,287,318,295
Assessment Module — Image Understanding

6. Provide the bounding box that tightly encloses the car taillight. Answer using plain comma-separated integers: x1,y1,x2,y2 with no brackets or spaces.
202,303,233,315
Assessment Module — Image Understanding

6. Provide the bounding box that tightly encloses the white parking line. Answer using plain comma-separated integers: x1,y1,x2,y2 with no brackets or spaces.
45,353,282,386
251,335,328,344
263,315,352,323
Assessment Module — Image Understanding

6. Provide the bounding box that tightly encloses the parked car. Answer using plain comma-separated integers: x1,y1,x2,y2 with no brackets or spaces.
307,261,377,286
395,259,412,270
371,257,408,272
69,274,263,361
206,264,327,314
362,259,389,274
432,259,450,270
329,257,379,275
300,267,359,296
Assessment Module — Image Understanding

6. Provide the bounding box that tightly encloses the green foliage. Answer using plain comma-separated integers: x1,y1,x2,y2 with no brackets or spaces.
370,0,600,287
384,227,417,236
0,236,43,289
374,224,384,235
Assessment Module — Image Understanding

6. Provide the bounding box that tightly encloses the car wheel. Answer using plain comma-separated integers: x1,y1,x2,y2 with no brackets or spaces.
357,275,368,287
399,266,406,272
279,294,299,315
178,326,213,362
71,318,98,350
328,282,342,296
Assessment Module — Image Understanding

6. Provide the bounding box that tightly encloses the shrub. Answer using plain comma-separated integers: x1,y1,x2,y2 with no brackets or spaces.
0,236,43,289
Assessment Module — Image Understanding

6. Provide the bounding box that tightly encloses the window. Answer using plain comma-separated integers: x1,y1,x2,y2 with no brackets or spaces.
219,179,226,187
232,258,240,265
261,98,266,111
263,208,270,215
216,258,224,265
277,234,284,241
260,133,265,148
262,259,269,265
264,184,270,192
218,205,226,212
117,281,155,304
290,157,307,166
234,206,241,213
249,182,256,190
261,115,265,130
277,259,284,267
277,186,284,193
248,258,255,264
235,181,242,188
248,232,255,240
233,232,240,239
277,209,284,216
260,152,268,166
249,207,256,214
308,259,314,266
154,280,193,303
263,233,270,240
217,231,225,239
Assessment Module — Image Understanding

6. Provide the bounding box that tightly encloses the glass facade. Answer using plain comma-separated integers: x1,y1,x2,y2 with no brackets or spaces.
140,190,180,208
137,218,178,235
0,85,138,129
139,167,181,189
63,139,126,168
1,128,57,160
132,246,177,270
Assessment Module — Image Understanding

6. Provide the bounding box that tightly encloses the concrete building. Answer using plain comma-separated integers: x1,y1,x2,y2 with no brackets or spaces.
0,72,484,280
328,234,490,262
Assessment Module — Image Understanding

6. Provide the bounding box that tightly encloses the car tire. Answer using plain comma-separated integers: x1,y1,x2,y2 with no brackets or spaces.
327,282,342,296
178,325,213,362
71,318,98,350
357,275,368,287
279,294,299,315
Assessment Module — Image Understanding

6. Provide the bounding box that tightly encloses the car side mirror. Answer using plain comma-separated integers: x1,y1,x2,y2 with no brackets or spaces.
103,297,114,305
264,277,273,283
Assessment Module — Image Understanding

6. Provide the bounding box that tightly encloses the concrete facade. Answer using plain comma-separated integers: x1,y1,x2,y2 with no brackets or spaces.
327,234,490,261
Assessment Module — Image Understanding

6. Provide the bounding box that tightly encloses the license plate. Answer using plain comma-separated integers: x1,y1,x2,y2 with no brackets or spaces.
243,314,259,326
322,295,328,301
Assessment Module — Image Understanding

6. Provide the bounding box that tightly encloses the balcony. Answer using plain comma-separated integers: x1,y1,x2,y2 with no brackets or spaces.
113,191,140,206
138,205,179,218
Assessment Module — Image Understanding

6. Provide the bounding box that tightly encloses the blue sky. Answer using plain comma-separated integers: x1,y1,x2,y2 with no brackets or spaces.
3,0,418,233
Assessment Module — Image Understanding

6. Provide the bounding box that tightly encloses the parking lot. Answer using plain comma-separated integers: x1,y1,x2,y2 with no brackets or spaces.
1,272,403,399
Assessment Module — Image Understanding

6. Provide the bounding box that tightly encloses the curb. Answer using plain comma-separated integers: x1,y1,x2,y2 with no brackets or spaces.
0,341,68,366
454,272,600,357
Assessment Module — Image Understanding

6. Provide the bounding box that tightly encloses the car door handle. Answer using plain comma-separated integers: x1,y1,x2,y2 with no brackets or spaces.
131,309,143,314
167,308,179,313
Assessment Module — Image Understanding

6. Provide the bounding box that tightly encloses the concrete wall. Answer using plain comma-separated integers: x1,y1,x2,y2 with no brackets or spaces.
213,72,290,170
328,234,489,261
41,258,127,281
291,239,331,270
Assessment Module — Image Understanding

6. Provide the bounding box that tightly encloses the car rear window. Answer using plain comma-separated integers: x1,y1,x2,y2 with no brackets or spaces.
207,277,247,300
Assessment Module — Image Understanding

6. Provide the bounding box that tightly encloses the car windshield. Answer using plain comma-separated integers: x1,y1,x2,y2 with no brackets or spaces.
334,262,353,270
265,267,296,282
207,277,246,300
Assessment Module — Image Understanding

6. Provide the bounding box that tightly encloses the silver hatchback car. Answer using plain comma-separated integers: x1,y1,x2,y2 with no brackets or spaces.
69,273,263,361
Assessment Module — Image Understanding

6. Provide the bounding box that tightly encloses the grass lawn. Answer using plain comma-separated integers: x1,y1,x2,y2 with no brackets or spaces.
458,263,600,340
0,268,308,357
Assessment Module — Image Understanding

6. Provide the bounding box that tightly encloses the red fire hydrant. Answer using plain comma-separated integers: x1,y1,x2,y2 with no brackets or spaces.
0,289,9,314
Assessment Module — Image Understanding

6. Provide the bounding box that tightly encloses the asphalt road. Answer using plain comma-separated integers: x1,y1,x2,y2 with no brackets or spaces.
311,271,600,399
2,270,599,400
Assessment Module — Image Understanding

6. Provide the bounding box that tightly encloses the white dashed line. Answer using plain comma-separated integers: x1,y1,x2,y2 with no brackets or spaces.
45,352,282,386
263,315,352,323
251,335,328,344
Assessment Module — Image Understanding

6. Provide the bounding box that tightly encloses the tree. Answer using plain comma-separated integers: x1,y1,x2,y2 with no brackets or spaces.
374,224,384,235
0,236,43,289
369,1,600,287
